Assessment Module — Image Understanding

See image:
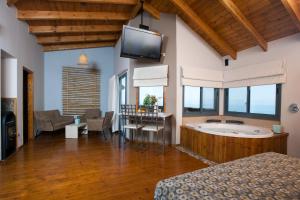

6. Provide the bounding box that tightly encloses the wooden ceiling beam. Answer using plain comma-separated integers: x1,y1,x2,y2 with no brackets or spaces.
17,10,131,21
169,0,236,59
219,0,267,51
129,1,160,20
130,2,142,19
37,34,118,44
43,41,116,52
46,0,159,19
281,0,300,31
7,0,19,6
47,0,137,5
29,25,122,34
143,2,160,20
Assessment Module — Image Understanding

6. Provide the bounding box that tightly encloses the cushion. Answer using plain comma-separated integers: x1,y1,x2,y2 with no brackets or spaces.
85,109,101,119
35,110,60,121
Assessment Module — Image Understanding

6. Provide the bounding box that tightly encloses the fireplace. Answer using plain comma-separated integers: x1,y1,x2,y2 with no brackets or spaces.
1,111,16,160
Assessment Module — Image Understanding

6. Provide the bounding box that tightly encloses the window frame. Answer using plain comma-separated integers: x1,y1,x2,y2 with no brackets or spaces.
182,86,219,116
137,86,166,112
224,84,281,120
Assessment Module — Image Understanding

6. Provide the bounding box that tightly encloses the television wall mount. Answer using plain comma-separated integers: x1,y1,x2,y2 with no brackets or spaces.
139,0,150,30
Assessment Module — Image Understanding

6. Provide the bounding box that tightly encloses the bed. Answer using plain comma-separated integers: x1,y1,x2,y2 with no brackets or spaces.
154,152,300,199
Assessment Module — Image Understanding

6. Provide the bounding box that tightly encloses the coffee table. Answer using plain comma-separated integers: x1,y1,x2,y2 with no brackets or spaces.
65,123,88,139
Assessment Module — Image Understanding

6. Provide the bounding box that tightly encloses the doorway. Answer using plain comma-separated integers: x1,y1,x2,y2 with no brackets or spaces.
23,68,34,144
119,72,127,107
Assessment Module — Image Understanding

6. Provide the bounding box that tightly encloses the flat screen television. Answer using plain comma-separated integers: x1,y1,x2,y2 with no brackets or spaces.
120,25,163,61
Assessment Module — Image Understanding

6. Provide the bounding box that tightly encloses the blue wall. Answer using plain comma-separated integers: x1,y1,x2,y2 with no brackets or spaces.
44,47,114,116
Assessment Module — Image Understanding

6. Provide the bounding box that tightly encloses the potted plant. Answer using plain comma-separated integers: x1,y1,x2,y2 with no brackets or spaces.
142,95,158,111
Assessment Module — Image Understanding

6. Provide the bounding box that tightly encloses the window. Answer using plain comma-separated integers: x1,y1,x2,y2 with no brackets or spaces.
183,86,200,112
183,86,219,115
203,88,215,109
224,84,281,119
250,85,276,115
228,87,248,113
138,86,164,110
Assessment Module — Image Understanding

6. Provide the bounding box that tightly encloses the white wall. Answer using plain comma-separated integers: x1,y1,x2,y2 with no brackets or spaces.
44,47,114,115
228,33,300,157
126,13,178,143
175,16,224,144
1,58,17,98
114,39,130,75
0,2,44,152
113,38,131,106
113,13,300,157
176,17,224,71
113,14,225,144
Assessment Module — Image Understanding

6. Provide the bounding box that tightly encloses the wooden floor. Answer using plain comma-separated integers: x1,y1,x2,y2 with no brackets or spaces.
0,132,207,200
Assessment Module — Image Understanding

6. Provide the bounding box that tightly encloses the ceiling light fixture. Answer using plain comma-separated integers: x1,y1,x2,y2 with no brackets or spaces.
78,53,89,66
78,20,89,67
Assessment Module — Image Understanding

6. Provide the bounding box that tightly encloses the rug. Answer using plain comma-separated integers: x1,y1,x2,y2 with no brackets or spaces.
175,145,217,166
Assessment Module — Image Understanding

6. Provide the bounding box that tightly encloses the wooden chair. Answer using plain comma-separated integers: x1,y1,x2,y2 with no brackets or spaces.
102,111,114,140
120,105,143,143
141,106,165,152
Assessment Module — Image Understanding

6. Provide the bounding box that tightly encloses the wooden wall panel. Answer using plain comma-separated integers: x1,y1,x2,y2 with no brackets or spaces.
180,126,288,163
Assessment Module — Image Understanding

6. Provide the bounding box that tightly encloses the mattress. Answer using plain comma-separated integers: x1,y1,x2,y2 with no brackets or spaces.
154,152,300,199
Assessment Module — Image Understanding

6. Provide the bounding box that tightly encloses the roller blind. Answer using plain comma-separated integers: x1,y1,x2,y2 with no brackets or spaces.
133,65,168,87
62,67,100,116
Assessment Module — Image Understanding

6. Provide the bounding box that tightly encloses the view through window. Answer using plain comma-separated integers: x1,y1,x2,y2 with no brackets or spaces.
228,87,248,112
184,86,200,110
139,86,164,107
225,84,281,119
183,86,219,115
202,88,215,109
250,84,276,115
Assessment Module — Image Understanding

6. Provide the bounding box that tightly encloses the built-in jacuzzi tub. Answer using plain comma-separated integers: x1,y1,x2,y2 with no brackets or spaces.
188,123,273,138
180,123,288,163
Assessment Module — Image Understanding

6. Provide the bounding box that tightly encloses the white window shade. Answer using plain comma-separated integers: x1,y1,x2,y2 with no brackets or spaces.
133,65,168,87
181,60,286,88
223,60,286,88
181,67,223,88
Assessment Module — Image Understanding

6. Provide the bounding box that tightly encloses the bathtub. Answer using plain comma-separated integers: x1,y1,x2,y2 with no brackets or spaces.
180,124,288,163
186,123,273,138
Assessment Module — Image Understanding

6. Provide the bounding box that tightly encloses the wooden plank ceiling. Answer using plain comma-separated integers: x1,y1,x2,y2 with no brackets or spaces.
8,0,300,59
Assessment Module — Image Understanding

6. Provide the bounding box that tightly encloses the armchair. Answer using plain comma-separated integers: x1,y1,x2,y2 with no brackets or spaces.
85,109,102,131
85,109,114,139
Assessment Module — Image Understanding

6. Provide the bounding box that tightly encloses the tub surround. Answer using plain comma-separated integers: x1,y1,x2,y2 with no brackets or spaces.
180,125,288,163
187,123,274,139
182,115,281,129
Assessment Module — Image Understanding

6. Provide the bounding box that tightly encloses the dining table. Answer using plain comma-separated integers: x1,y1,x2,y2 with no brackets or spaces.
118,112,173,147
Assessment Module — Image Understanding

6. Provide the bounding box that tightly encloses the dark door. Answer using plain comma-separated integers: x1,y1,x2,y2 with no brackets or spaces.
23,70,29,144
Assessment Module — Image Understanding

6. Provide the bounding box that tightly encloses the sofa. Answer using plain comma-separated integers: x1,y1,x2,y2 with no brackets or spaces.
35,110,74,132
